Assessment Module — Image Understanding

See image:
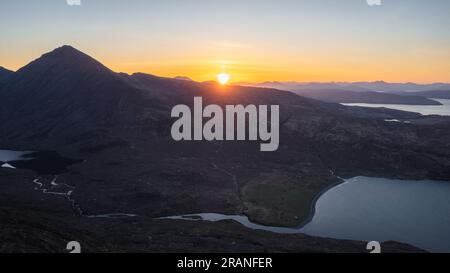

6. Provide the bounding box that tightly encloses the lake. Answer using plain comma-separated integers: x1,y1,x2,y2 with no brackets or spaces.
0,150,34,163
162,176,450,253
342,99,450,116
0,149,82,174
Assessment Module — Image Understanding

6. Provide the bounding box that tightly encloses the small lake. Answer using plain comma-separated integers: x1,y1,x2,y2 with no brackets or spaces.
342,99,450,116
0,149,81,175
0,150,34,163
163,176,450,253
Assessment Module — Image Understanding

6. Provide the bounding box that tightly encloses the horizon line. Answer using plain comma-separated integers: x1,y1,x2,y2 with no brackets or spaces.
2,45,450,86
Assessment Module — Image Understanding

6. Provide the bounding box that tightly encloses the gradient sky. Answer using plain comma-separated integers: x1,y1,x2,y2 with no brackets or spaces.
1,0,450,83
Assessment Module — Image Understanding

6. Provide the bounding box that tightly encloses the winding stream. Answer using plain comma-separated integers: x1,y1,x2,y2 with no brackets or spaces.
1,149,139,219
4,150,450,251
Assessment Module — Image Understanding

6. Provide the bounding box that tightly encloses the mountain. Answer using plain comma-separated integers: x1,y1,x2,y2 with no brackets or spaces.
350,81,450,93
1,46,450,252
0,66,13,84
174,76,193,81
297,89,440,105
239,81,371,92
242,81,450,93
0,45,168,149
410,90,450,99
240,82,442,105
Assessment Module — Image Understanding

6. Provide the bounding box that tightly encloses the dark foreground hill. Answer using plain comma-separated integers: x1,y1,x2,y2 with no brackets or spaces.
1,46,449,252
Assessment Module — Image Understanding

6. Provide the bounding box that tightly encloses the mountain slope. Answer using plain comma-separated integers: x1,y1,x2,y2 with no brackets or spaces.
350,81,450,93
240,82,441,105
411,90,450,99
0,46,168,149
289,89,440,105
0,66,13,85
243,81,450,93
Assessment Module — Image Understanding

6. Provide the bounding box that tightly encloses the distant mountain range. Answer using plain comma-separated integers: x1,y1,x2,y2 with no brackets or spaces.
173,76,194,81
4,59,450,105
237,81,450,105
410,90,450,99
239,81,450,93
1,46,450,252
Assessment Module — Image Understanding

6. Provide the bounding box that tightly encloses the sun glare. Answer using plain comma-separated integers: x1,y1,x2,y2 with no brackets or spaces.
217,73,230,85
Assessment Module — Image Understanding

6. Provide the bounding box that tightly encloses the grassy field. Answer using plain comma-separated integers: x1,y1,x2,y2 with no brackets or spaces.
242,173,320,227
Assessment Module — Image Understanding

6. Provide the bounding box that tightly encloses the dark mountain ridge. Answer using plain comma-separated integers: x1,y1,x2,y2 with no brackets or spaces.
285,89,440,105
242,81,450,93
0,66,14,84
239,82,443,105
1,46,450,252
410,90,450,99
0,46,169,149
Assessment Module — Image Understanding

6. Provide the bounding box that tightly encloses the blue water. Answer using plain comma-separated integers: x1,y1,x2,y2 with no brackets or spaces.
0,149,34,168
342,99,450,116
0,149,33,162
162,176,450,253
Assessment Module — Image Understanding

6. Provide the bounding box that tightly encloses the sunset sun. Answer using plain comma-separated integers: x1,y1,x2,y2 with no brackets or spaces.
217,73,230,85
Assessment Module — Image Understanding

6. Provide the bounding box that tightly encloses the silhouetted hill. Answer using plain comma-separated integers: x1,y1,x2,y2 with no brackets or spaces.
174,76,193,81
241,81,450,93
256,81,371,92
411,90,450,99
0,66,13,84
1,46,450,253
350,81,450,93
241,82,442,105
291,89,441,105
0,45,169,149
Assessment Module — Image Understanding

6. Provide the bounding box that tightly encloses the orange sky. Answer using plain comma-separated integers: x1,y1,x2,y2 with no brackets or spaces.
1,0,450,84
102,43,450,84
3,41,450,84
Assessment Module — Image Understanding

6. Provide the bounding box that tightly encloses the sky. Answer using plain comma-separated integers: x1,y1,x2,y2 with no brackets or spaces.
1,0,450,83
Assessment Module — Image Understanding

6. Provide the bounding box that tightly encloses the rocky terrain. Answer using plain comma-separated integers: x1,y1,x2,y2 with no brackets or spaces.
1,46,450,252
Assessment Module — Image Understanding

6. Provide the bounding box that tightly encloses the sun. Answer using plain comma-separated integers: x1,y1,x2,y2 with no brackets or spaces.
217,73,230,85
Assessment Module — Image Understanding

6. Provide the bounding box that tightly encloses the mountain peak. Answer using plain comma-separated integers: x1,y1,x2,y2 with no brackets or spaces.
38,45,101,66
15,45,114,80
43,45,85,58
0,66,14,83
